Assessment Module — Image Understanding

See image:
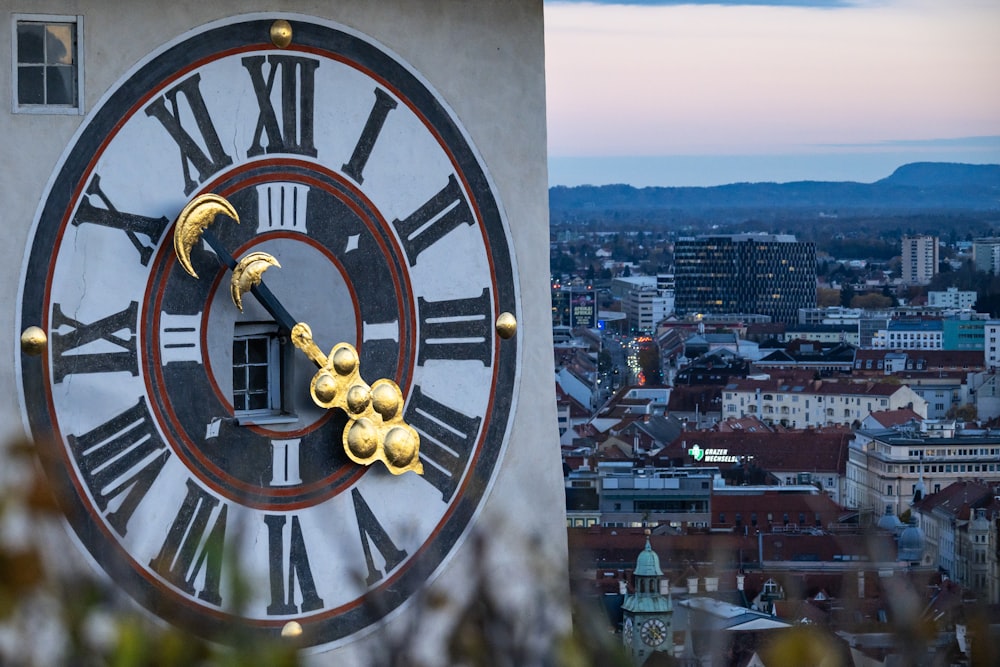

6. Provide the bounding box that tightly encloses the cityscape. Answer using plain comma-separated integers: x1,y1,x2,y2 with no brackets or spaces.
553,164,1000,665
4,1,999,663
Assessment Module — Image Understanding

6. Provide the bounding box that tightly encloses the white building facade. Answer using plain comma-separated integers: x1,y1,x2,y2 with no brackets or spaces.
987,321,1000,370
721,380,927,428
927,287,978,309
901,235,939,286
846,430,1000,518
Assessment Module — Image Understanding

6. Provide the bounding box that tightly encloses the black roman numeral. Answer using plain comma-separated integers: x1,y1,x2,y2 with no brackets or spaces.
149,479,228,605
145,73,233,195
51,301,138,383
392,175,474,265
72,174,170,266
341,88,397,184
405,386,480,502
243,55,319,158
264,514,324,615
67,398,170,537
352,488,406,586
418,289,492,365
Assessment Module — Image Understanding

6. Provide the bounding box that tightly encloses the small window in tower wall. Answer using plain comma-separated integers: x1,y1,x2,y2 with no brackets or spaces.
13,15,84,113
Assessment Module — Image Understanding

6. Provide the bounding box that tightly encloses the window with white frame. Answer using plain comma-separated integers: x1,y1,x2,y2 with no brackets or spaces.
12,15,83,113
233,333,279,415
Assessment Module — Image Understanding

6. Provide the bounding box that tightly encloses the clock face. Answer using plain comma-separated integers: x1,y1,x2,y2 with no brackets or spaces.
623,617,634,644
17,15,518,649
640,618,667,647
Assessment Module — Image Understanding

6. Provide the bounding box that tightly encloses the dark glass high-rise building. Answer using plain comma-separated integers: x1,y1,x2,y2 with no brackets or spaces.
674,234,816,324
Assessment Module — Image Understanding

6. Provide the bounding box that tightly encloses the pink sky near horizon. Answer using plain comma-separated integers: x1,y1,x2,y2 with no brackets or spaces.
543,1,1000,184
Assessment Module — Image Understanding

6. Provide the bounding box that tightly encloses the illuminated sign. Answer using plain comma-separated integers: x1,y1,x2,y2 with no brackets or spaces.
687,444,741,463
571,292,597,328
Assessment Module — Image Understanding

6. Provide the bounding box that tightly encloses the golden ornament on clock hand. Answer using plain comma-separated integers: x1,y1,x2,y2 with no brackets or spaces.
173,193,240,279
291,323,423,476
230,252,280,312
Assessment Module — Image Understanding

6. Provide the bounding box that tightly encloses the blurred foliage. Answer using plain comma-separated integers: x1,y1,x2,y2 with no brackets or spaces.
8,431,999,666
0,437,301,667
0,436,632,666
849,293,894,310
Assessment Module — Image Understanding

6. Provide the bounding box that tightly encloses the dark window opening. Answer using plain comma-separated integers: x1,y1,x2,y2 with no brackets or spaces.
15,18,80,110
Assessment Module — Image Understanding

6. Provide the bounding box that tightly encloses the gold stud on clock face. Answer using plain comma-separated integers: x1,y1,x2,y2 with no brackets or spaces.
18,14,518,649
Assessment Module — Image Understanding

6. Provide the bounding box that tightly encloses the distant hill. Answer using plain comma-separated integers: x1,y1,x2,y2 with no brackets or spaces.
549,163,1000,223
877,162,1000,188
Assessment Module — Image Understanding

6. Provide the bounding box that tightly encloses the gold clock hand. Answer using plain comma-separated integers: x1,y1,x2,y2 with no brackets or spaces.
230,252,280,312
173,193,239,279
291,323,423,476
174,194,299,334
173,194,422,476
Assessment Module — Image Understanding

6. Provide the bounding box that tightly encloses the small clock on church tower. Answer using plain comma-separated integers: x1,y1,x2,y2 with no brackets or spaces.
621,532,674,665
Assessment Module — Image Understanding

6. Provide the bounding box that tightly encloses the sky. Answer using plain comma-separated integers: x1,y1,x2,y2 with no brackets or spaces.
543,0,1000,187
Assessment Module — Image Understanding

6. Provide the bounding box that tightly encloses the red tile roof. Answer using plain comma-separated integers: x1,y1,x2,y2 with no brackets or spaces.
713,491,846,532
854,349,984,370
912,479,1000,520
664,430,852,475
866,408,923,428
724,378,903,397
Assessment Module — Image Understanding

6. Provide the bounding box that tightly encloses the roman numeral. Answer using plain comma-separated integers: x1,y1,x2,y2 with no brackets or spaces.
255,182,309,234
417,289,492,365
149,479,228,606
362,320,399,343
51,301,138,383
352,488,406,586
270,439,302,487
392,175,474,265
243,55,319,158
264,514,324,615
72,174,170,266
145,73,233,196
405,386,480,502
341,88,397,184
67,398,170,537
159,312,202,365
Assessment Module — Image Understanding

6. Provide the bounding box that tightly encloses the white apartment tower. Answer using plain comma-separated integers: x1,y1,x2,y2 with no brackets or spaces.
901,235,939,285
973,238,1000,274
987,321,1000,370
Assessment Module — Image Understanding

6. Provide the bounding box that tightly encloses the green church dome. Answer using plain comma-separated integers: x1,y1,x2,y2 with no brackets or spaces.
635,536,663,577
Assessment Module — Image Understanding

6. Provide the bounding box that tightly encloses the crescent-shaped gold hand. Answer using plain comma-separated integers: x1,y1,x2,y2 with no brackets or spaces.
230,252,280,312
174,193,240,279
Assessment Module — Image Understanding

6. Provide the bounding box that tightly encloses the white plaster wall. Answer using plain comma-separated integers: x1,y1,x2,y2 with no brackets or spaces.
0,1,566,663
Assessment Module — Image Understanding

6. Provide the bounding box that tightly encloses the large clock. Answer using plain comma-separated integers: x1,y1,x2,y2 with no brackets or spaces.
17,14,518,649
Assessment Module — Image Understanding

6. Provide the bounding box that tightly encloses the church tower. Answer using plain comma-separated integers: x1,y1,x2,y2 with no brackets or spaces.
622,531,673,665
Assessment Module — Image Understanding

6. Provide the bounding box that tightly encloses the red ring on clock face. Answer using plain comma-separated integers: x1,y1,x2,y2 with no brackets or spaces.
143,163,415,509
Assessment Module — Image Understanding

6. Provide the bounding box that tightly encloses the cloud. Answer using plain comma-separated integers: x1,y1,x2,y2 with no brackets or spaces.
879,136,1000,149
822,136,1000,150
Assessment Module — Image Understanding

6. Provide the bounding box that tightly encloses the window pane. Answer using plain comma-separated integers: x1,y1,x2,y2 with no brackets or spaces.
46,24,75,65
233,339,247,364
18,66,45,104
233,367,246,392
17,24,45,63
248,338,268,364
248,366,269,390
234,395,247,412
46,65,75,105
249,392,269,411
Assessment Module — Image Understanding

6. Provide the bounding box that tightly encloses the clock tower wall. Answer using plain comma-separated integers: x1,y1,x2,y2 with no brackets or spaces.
3,1,566,663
